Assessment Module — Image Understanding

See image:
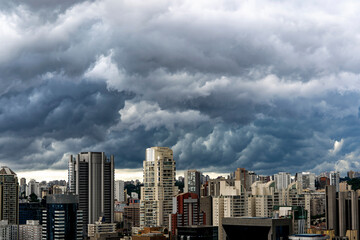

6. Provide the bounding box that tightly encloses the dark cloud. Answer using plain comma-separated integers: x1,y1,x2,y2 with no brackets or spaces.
0,0,93,21
1,0,360,176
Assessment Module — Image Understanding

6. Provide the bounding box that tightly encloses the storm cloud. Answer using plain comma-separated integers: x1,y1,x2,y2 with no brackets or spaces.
1,0,360,176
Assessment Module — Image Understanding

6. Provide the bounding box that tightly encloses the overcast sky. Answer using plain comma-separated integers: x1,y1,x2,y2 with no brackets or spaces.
1,0,360,179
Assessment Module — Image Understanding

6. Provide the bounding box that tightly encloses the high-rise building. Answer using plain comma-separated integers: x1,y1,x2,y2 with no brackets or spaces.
347,170,360,179
20,178,26,196
316,176,330,189
20,178,26,186
42,194,83,240
296,172,315,191
184,170,201,197
140,147,177,227
274,172,291,191
200,196,212,226
115,180,125,202
249,181,279,218
19,202,45,225
347,170,355,179
325,185,359,239
329,171,340,192
213,180,247,240
26,179,40,199
257,175,271,183
0,166,19,225
124,203,140,233
208,178,226,197
235,168,251,191
68,152,114,227
234,168,257,191
170,193,205,236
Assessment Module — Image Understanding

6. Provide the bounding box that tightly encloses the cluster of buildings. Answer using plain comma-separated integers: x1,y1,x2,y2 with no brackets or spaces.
0,147,359,240
134,147,359,240
0,152,118,240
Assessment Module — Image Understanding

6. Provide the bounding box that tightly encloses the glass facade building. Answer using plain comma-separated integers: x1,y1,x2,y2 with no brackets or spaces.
42,194,83,240
19,202,45,225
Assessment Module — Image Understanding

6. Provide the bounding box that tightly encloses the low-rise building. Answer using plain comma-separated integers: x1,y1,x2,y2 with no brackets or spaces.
88,218,117,238
221,217,293,240
177,226,218,240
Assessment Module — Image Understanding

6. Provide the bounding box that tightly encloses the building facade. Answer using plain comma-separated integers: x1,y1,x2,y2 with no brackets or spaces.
19,202,45,225
115,180,125,202
88,218,117,239
0,220,17,240
68,152,114,226
0,166,19,225
19,220,42,240
329,171,340,192
26,179,40,199
235,168,252,191
42,194,83,240
325,185,359,239
140,147,177,227
124,203,140,232
296,172,316,191
274,172,291,191
170,193,205,235
184,170,201,197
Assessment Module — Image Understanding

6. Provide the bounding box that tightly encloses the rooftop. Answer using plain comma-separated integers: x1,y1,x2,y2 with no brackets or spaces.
0,166,16,175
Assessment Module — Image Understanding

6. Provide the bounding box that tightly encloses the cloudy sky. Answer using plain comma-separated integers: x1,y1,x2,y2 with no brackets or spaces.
1,0,360,180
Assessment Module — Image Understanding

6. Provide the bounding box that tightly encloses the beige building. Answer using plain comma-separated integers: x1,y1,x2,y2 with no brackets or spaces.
88,220,117,240
19,220,42,240
249,181,279,218
278,182,312,229
213,180,247,240
235,168,256,191
140,147,177,227
339,181,352,192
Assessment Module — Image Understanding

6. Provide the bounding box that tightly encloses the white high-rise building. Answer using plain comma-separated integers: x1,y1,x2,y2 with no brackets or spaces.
115,180,125,202
140,147,177,227
213,180,247,240
274,172,291,191
26,179,40,199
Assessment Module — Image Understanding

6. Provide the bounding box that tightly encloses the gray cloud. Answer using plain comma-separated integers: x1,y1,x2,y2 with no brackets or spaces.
0,0,360,176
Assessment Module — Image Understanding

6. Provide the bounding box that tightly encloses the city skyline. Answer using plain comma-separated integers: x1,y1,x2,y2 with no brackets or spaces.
2,0,360,178
13,162,346,183
5,146,359,239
